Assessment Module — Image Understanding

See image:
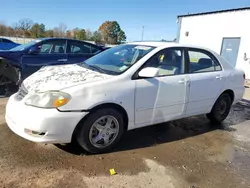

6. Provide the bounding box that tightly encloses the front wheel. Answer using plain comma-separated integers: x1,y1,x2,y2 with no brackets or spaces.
207,93,232,124
76,108,125,153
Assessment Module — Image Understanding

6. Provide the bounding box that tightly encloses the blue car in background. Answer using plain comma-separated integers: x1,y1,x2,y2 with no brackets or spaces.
0,38,20,50
0,38,106,95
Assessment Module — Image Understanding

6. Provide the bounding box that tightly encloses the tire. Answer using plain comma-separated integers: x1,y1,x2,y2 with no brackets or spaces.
207,93,232,124
76,108,125,154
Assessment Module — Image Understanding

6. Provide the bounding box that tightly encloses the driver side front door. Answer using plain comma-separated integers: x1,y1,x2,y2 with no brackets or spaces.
21,39,67,79
134,47,189,126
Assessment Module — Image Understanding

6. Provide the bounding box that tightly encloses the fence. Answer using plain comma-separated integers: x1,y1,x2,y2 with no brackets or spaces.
0,36,34,44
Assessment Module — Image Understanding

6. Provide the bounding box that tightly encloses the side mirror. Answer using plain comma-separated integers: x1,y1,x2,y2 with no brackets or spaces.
138,67,159,78
28,46,39,54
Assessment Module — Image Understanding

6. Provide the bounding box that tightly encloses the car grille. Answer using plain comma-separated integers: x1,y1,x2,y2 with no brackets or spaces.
15,85,28,101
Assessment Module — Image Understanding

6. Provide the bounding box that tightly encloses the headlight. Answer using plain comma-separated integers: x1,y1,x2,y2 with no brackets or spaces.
25,91,71,108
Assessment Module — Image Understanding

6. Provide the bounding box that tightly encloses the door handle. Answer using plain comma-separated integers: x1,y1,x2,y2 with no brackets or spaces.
216,75,223,80
178,79,189,84
57,59,68,62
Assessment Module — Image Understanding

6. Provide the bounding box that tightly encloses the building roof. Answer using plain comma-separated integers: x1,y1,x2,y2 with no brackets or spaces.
177,7,250,18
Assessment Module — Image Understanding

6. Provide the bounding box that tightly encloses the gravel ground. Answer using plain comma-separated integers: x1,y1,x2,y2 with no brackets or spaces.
1,88,250,188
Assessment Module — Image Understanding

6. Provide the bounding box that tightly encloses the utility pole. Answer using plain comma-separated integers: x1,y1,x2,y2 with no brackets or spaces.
141,26,144,41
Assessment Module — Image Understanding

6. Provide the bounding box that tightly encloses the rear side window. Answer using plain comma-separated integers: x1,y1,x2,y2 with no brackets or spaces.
52,43,66,53
188,49,221,73
67,41,92,54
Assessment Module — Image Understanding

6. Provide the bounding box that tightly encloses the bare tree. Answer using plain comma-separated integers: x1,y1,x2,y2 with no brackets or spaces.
0,24,8,36
18,19,33,30
58,23,67,37
53,27,60,37
14,19,33,37
66,30,72,38
11,23,21,37
85,29,93,40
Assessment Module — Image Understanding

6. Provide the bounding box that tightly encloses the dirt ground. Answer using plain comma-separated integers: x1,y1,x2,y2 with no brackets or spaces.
1,87,250,188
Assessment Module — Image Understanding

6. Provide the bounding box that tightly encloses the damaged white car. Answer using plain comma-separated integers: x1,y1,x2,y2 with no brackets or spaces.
5,42,245,153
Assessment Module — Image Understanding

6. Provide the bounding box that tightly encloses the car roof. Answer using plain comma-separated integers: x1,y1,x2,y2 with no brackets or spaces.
38,37,88,42
37,38,98,45
0,38,13,42
127,41,212,51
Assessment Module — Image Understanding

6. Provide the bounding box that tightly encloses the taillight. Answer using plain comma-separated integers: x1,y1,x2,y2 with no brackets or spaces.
243,73,246,80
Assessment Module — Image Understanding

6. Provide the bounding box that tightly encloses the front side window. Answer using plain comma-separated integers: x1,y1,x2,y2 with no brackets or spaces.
40,43,53,53
188,49,221,73
142,48,185,76
82,44,155,75
37,40,66,54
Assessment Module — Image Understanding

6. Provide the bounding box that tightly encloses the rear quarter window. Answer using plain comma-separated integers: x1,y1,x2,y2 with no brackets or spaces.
91,45,101,53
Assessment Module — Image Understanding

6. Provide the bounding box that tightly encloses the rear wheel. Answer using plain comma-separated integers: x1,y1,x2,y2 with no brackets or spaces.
76,108,125,153
207,93,232,123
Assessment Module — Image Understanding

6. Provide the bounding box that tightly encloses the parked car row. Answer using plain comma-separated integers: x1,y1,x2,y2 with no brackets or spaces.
4,41,245,153
0,38,107,95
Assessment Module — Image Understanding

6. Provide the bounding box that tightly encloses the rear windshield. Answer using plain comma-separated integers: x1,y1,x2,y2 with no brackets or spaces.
9,40,41,51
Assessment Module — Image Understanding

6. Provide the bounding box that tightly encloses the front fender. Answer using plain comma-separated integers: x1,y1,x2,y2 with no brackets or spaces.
58,80,136,124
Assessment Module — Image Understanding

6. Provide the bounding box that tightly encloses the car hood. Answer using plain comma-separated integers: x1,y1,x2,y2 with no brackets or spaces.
22,64,114,94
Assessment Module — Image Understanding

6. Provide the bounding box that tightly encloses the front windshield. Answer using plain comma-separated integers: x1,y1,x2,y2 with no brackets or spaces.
82,44,155,75
9,39,41,51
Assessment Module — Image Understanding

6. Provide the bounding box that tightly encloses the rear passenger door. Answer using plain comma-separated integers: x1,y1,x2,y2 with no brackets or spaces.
66,40,101,64
185,48,225,116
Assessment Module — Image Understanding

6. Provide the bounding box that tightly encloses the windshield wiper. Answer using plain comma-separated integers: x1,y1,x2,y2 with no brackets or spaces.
88,65,106,74
80,62,106,74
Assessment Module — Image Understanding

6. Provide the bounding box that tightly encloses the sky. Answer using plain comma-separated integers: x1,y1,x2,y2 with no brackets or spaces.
1,0,250,41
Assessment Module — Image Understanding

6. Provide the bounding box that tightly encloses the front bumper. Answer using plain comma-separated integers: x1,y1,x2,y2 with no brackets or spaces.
5,94,88,143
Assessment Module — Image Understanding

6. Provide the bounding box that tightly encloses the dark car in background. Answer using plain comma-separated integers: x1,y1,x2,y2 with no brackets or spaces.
0,38,106,95
0,38,20,50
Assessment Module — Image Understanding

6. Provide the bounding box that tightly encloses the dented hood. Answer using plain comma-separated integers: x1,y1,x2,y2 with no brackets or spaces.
22,64,113,93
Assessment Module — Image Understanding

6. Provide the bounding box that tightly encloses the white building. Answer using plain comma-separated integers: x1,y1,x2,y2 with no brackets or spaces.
177,7,250,79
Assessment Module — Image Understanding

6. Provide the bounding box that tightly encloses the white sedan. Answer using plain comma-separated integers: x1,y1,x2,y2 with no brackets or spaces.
5,42,245,153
